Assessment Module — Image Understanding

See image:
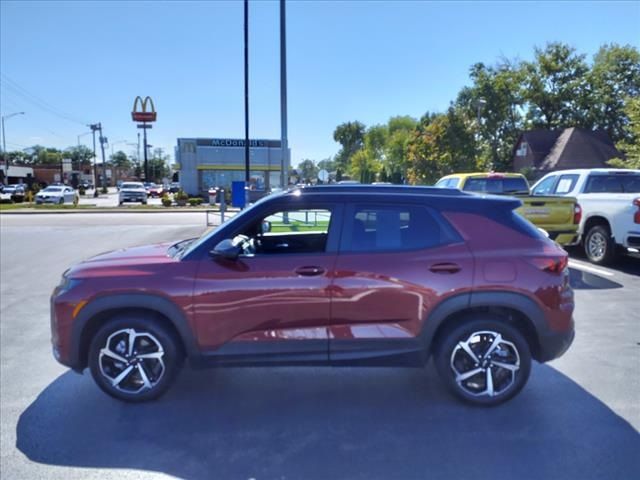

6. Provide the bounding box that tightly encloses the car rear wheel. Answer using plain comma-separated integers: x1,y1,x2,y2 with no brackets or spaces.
58,198,64,205
88,315,182,402
434,318,531,406
584,224,616,265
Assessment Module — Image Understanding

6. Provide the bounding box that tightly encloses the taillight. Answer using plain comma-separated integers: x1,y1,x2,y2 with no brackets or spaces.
634,198,640,224
573,203,582,225
528,255,569,274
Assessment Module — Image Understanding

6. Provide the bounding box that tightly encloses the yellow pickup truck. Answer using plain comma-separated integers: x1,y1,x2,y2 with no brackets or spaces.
435,172,580,245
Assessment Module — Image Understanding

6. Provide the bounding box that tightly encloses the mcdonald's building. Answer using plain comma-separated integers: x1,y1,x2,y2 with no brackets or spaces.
175,138,289,195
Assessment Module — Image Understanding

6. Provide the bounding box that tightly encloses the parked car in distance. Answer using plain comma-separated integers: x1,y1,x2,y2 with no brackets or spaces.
531,168,640,264
168,182,181,194
148,183,164,197
435,172,580,246
118,182,148,205
35,186,79,205
51,185,574,405
2,183,27,200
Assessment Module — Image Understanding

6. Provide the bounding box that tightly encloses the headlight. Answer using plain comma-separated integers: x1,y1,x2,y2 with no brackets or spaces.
55,274,82,296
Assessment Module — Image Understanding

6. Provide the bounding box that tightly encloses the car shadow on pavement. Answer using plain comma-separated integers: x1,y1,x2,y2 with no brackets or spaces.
16,364,640,480
569,267,623,289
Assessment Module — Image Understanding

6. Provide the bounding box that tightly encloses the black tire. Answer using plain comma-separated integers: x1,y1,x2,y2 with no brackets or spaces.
142,200,147,205
434,317,531,406
583,224,616,265
88,314,183,402
58,198,64,205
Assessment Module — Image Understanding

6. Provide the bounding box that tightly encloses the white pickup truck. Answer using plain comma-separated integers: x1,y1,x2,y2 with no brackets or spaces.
531,168,640,264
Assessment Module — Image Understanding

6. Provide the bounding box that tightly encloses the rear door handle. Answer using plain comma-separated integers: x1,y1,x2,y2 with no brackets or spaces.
295,266,325,276
429,262,461,274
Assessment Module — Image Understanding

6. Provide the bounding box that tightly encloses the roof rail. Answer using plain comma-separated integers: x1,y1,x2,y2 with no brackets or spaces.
290,184,466,196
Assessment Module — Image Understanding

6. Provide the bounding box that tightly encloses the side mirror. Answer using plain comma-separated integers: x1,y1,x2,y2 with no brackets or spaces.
261,220,271,234
210,239,241,261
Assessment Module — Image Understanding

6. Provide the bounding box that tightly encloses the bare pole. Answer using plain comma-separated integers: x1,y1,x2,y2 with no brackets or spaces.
244,0,250,201
280,0,288,189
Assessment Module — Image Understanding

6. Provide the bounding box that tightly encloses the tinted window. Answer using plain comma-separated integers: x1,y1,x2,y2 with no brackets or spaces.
346,204,452,252
584,174,640,193
554,174,579,194
463,177,529,194
435,178,459,188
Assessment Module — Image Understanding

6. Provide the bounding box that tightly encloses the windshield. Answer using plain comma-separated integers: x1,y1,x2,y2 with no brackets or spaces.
43,187,62,192
121,183,143,189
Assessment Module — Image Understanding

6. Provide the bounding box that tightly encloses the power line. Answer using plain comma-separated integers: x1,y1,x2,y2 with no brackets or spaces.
0,73,90,126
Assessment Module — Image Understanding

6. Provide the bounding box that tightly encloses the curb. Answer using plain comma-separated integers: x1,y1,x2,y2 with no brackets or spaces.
0,208,238,215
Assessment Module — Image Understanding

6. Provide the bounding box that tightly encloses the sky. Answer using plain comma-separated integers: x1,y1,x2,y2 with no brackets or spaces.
1,0,639,165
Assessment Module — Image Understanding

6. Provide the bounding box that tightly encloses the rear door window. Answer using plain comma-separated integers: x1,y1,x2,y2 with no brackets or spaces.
584,174,640,193
342,204,458,252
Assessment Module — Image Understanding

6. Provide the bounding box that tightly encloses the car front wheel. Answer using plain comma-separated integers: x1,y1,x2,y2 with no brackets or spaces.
434,318,531,406
88,315,182,402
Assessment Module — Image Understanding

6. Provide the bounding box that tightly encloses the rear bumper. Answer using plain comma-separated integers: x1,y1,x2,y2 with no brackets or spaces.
537,318,575,362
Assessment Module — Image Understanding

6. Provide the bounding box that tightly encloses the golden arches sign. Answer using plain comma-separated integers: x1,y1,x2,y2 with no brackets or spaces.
131,96,157,122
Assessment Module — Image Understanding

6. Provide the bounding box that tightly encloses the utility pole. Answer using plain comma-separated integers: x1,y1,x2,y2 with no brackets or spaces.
89,123,100,196
280,0,288,190
2,112,25,178
244,0,250,206
97,124,107,190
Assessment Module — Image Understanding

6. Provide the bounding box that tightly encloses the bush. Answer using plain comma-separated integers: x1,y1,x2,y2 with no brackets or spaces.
161,195,172,207
0,198,13,204
29,183,41,194
188,197,203,206
175,189,189,201
78,186,86,196
11,194,24,203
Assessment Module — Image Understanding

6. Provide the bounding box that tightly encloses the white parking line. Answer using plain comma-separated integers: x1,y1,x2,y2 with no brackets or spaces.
568,259,615,277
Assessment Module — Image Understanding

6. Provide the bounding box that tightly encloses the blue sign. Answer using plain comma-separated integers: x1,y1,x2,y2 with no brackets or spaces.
231,181,246,208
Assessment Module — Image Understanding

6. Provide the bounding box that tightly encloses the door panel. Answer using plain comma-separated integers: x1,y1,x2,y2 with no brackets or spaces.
329,243,474,341
193,254,336,354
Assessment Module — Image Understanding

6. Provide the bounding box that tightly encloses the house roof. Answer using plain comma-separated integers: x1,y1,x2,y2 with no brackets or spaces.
516,127,621,171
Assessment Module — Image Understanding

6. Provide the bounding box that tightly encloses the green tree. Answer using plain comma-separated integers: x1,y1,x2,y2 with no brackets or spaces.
296,159,318,183
608,96,640,169
333,121,366,170
110,150,132,170
406,108,477,185
317,158,337,173
65,145,95,170
383,115,418,183
587,44,640,143
457,61,525,170
147,157,170,183
523,42,590,129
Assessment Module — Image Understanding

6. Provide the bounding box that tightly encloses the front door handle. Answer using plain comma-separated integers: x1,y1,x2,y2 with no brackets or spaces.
429,262,461,274
295,266,325,276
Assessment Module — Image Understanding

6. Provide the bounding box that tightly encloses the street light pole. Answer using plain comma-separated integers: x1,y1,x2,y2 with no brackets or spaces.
280,0,288,190
2,111,25,177
244,0,250,206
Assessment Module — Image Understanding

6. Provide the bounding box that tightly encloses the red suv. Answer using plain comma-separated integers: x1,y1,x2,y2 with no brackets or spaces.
51,185,575,405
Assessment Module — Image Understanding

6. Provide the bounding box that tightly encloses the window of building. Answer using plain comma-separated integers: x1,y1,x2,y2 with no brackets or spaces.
516,142,528,157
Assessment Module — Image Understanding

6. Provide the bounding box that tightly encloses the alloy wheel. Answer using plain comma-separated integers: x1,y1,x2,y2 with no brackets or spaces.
98,328,165,394
449,330,520,397
587,231,607,261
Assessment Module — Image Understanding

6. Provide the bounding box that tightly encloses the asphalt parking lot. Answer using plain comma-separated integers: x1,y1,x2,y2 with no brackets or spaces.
1,212,639,480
